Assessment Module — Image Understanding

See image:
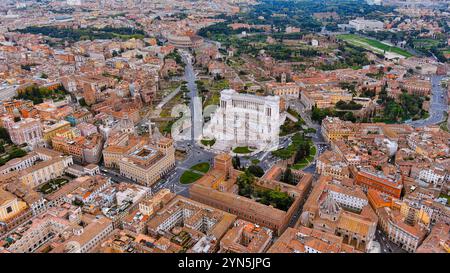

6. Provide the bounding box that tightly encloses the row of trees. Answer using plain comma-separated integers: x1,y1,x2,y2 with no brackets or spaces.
164,49,185,67
17,26,146,42
335,100,363,110
0,146,27,166
311,105,356,123
272,132,313,162
15,84,67,104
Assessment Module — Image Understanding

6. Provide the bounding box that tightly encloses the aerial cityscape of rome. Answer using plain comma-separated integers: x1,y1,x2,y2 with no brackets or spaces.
0,0,449,257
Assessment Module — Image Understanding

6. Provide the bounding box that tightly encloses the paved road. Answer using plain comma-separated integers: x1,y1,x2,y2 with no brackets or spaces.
375,229,407,253
101,51,215,197
407,75,448,128
150,51,214,197
179,50,203,143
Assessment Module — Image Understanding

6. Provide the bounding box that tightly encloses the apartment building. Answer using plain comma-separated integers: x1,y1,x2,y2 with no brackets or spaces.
146,195,236,253
268,226,359,253
316,150,350,180
102,132,147,169
219,219,273,253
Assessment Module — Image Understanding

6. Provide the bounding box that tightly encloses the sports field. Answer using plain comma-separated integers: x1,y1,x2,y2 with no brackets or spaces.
337,34,413,58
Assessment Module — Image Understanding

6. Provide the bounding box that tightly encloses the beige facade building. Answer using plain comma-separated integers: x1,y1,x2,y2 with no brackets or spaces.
301,87,352,110
0,148,73,188
316,150,350,180
298,176,378,252
190,154,313,236
0,189,28,223
147,195,237,253
377,206,427,252
19,149,73,188
118,137,175,187
102,132,147,169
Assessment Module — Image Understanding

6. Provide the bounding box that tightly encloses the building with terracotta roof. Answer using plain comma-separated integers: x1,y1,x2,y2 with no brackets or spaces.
190,154,313,236
321,116,356,143
298,176,378,252
2,205,113,253
376,205,427,252
265,80,300,99
352,166,403,199
42,119,71,143
416,222,449,253
316,150,350,180
219,219,273,253
102,132,147,169
0,189,28,224
301,87,352,110
0,148,73,188
52,133,103,164
268,226,359,253
0,116,43,147
146,195,237,253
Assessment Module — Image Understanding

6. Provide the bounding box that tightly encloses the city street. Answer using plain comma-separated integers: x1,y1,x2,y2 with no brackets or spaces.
375,229,407,253
407,75,448,128
99,51,216,198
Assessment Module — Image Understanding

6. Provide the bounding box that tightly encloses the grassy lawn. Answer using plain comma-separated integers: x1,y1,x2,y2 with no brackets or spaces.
292,163,308,170
337,34,413,58
201,138,216,147
190,162,210,173
251,159,260,165
305,145,317,162
291,145,317,170
412,38,441,50
233,146,254,154
179,171,203,184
